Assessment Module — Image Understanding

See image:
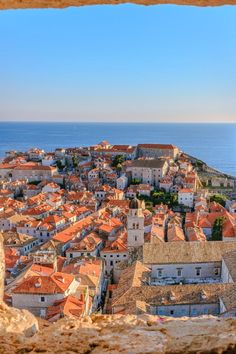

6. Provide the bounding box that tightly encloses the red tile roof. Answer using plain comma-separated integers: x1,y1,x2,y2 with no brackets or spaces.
12,272,75,294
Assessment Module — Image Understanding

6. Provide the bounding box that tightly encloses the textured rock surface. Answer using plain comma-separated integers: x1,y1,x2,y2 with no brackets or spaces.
0,235,4,302
0,302,38,337
1,314,236,353
0,0,236,10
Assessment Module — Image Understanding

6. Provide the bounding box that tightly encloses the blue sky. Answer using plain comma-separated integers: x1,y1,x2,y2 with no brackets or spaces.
0,4,236,122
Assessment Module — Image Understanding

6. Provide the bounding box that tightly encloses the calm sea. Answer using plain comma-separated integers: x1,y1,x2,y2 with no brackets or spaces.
0,122,235,176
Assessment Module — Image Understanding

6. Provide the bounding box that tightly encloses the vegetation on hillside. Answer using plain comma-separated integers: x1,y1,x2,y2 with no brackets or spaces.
138,190,178,208
210,194,227,207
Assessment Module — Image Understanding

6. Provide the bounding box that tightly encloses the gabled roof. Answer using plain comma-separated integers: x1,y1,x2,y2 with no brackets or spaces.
12,272,75,294
46,295,85,321
143,241,236,264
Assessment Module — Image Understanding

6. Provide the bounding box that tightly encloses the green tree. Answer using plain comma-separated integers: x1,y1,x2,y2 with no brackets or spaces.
72,155,78,169
210,194,227,207
212,217,224,241
112,155,124,168
151,191,178,207
116,163,123,172
56,160,63,171
131,178,141,185
138,190,178,208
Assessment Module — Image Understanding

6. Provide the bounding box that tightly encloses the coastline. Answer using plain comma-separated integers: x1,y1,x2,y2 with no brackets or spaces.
0,122,235,176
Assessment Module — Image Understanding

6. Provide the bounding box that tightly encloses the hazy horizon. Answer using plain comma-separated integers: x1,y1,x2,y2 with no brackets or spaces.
0,4,236,123
0,121,236,124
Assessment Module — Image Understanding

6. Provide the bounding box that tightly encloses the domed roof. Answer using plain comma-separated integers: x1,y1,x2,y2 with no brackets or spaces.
129,197,141,209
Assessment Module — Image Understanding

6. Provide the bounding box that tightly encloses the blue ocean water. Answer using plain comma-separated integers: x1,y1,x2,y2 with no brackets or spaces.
0,122,235,176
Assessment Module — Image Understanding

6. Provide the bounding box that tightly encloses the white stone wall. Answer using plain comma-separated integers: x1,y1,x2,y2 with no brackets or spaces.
149,262,221,281
100,251,129,275
152,303,219,317
12,279,79,317
66,248,98,259
178,192,194,208
12,293,65,316
138,147,178,159
0,218,11,231
127,209,144,248
129,164,168,187
221,259,234,283
116,176,128,190
12,169,56,182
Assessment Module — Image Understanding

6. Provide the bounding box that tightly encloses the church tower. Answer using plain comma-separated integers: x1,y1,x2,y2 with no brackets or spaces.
127,198,145,248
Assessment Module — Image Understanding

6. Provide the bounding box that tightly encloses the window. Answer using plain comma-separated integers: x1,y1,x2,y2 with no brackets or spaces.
40,296,45,302
134,236,137,242
110,260,113,266
170,310,174,315
157,269,163,277
215,268,219,276
195,267,201,276
177,268,182,277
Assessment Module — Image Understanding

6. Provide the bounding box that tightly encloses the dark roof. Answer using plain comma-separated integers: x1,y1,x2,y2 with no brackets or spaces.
131,159,166,169
138,144,176,149
143,241,236,264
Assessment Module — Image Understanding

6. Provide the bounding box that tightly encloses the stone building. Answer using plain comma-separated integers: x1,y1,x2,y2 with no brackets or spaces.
127,198,145,248
137,144,179,160
12,272,80,317
143,241,236,284
127,159,168,187
111,242,236,318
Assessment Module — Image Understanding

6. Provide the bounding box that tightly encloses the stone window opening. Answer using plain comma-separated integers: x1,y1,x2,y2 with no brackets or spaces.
195,267,201,276
177,268,182,277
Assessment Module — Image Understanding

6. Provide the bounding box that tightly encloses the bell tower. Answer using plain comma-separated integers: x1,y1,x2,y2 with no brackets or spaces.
127,198,145,248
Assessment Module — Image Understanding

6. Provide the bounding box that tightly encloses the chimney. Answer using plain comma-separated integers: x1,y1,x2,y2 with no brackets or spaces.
35,278,42,288
53,257,58,272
